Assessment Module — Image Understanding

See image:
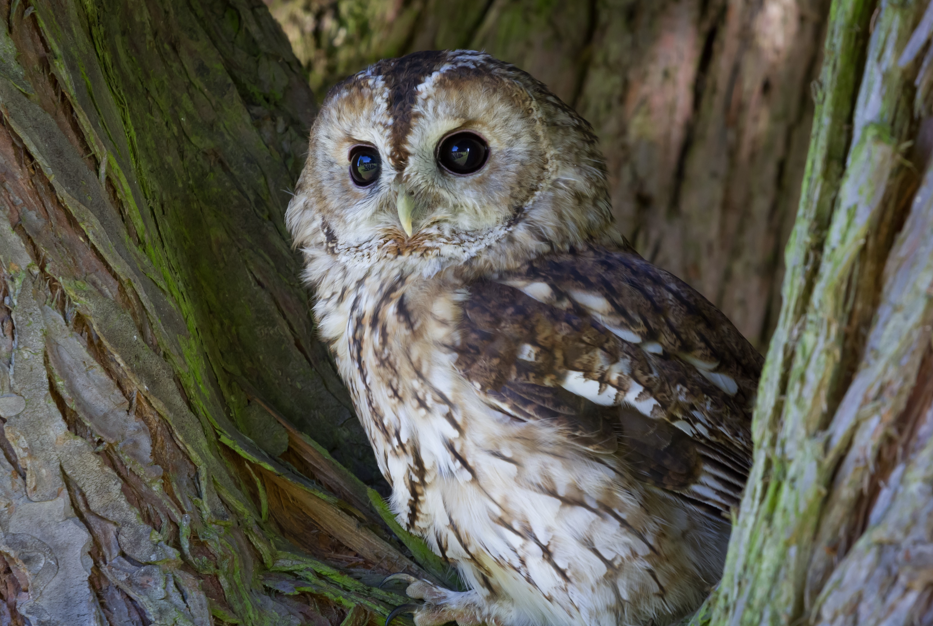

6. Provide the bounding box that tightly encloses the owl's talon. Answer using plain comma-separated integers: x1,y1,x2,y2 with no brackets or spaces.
379,573,447,603
380,572,419,589
381,577,488,625
385,602,418,626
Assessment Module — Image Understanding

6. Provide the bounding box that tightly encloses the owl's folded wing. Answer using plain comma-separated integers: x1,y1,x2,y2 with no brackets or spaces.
454,247,763,519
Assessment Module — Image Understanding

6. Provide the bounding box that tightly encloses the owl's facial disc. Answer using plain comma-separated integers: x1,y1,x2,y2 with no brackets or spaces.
287,50,614,274
394,131,490,238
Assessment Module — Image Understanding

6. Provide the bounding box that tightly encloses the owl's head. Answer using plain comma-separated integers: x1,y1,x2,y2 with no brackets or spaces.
286,50,617,283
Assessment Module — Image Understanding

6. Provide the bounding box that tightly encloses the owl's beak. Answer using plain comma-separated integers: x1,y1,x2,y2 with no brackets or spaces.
396,187,416,237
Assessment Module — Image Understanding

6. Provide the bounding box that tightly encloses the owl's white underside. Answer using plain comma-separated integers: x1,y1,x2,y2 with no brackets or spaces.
313,258,729,626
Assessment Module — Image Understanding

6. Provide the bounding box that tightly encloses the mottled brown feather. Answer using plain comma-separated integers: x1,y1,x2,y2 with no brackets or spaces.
456,244,762,516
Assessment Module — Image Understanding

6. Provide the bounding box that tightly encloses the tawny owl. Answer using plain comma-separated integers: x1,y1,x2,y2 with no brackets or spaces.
286,50,762,626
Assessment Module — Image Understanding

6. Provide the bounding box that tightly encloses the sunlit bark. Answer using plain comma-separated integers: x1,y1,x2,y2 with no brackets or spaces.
696,1,933,623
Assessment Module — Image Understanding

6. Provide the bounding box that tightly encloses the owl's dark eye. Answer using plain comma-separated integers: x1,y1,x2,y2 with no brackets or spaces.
437,132,489,175
349,146,381,186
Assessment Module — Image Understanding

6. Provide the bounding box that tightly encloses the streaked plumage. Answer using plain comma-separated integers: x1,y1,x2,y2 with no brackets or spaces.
287,50,761,626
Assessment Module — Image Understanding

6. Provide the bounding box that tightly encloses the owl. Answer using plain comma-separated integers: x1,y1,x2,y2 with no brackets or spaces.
286,50,762,626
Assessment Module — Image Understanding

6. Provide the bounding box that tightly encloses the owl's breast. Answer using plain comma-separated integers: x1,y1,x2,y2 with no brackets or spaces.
314,269,474,525
312,267,731,626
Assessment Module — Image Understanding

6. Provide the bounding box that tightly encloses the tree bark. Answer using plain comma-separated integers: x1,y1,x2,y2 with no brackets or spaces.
2,0,930,625
265,0,831,348
694,1,933,623
0,0,447,624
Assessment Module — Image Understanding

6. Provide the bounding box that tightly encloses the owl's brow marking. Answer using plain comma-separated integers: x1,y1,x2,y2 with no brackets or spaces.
368,49,451,167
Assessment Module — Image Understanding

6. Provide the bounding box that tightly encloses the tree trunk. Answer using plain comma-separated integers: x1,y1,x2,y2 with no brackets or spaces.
695,0,933,623
265,0,831,349
0,0,446,624
2,0,930,625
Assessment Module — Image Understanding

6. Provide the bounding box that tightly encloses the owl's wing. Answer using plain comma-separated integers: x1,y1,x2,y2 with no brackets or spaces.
455,246,763,519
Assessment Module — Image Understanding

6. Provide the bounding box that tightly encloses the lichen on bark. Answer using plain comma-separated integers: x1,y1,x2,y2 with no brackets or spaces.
693,0,933,623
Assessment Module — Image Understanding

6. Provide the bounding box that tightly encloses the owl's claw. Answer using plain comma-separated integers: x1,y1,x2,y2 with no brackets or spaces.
379,573,447,603
385,602,418,625
380,574,489,626
380,572,419,589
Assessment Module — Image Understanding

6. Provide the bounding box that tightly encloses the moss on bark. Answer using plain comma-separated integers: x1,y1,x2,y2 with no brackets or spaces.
0,0,437,623
691,0,933,623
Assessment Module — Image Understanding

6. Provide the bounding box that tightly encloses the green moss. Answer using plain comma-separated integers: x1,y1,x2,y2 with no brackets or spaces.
703,0,926,624
367,489,460,590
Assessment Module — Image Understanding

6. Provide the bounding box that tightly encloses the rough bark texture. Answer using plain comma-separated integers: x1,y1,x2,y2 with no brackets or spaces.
3,0,929,625
692,1,933,624
265,0,831,349
0,0,452,624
